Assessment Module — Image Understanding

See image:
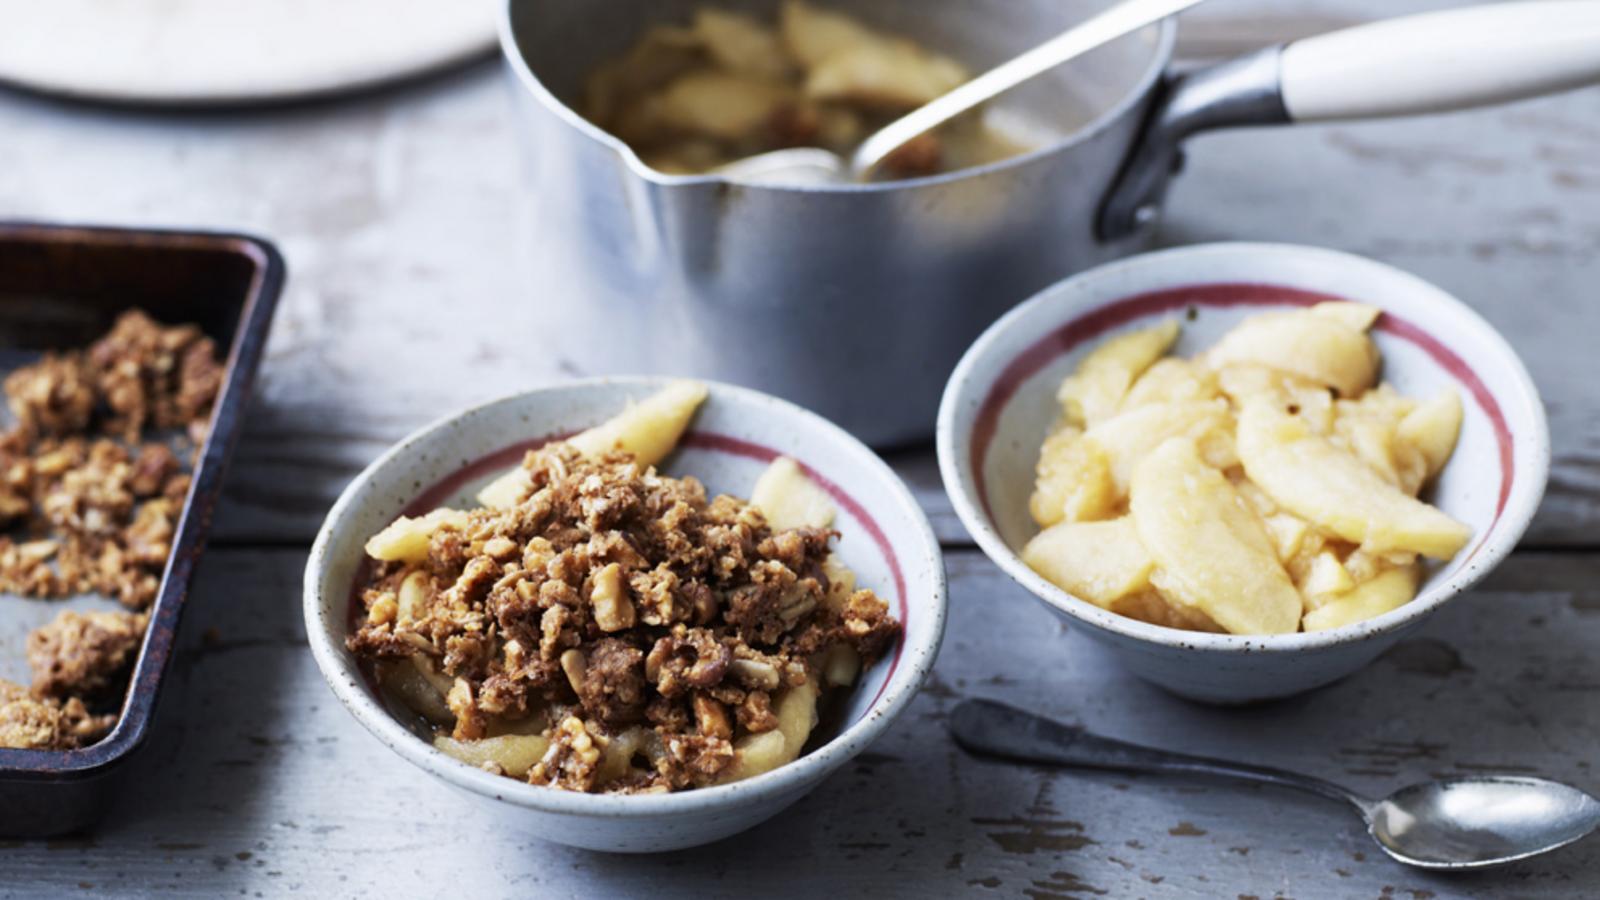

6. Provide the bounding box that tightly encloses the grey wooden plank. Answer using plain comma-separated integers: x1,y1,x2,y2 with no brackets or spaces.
2,548,1595,897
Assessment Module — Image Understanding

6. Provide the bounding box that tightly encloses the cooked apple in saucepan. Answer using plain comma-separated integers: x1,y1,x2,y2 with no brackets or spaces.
1024,302,1471,635
582,1,1030,178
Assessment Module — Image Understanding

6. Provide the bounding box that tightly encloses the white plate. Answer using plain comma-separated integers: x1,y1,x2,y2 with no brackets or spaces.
0,0,498,105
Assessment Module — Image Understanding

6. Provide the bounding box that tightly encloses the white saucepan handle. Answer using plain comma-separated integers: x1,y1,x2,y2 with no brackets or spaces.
1281,1,1600,122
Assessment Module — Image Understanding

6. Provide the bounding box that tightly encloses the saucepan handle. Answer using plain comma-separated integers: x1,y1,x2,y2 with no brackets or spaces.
1098,0,1600,240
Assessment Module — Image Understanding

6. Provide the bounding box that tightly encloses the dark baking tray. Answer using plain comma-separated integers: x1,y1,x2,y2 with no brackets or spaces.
0,223,284,836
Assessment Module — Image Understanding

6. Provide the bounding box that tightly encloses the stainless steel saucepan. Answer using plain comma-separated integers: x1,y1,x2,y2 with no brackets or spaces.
500,0,1600,446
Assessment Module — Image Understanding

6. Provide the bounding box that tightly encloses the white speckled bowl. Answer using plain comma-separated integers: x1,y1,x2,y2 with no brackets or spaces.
305,377,946,852
938,243,1548,704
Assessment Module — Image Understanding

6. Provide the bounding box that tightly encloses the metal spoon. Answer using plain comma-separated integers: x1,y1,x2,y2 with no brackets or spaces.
950,699,1600,870
717,0,1210,185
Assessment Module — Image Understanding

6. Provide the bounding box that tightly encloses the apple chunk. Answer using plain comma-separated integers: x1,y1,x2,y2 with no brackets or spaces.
478,381,709,509
1302,565,1419,632
1087,400,1232,497
1056,320,1180,428
781,0,877,68
1022,517,1154,609
1129,438,1302,635
1208,307,1379,399
568,379,708,465
365,509,469,563
1121,357,1219,410
1029,423,1114,526
1397,389,1464,480
750,456,836,531
1236,400,1471,558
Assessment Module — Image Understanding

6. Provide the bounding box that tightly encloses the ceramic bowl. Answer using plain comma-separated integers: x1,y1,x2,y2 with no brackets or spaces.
305,377,946,852
938,243,1548,704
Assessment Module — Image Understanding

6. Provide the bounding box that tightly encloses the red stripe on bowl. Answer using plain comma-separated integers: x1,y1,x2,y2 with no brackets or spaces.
351,429,908,724
970,283,1514,557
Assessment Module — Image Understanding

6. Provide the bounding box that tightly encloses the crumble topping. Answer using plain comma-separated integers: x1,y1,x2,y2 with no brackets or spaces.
27,609,149,698
348,443,899,793
0,310,222,750
0,678,114,751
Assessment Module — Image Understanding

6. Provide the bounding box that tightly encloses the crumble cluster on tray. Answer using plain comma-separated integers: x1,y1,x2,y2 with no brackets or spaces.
0,310,223,751
347,442,900,793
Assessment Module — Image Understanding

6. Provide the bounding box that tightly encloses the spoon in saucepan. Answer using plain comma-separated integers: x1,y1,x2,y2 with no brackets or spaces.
950,699,1600,870
717,0,1211,185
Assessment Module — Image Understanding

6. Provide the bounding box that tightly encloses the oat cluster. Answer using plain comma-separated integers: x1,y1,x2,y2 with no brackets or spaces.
0,311,222,751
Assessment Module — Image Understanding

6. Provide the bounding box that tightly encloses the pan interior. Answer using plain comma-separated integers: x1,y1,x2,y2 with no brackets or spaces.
506,0,1168,161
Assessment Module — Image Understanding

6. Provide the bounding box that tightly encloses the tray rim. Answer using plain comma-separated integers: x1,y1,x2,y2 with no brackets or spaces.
0,221,285,781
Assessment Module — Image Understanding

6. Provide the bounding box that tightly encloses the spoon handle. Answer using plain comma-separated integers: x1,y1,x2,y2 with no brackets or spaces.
950,699,1368,810
852,0,1210,175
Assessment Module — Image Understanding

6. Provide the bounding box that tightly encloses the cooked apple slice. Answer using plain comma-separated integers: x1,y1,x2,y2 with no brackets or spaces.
479,381,708,509
775,679,820,754
750,456,835,530
1029,400,1228,526
1309,301,1382,332
821,555,856,613
804,40,969,109
1298,551,1357,609
1397,389,1464,481
433,734,551,778
1121,357,1219,411
1057,320,1180,428
1334,412,1404,488
378,659,453,724
780,0,877,68
749,456,864,623
1029,423,1115,526
821,643,861,687
694,8,792,80
1129,438,1303,635
1261,512,1312,563
720,730,787,783
1022,517,1155,609
567,380,708,465
365,509,470,563
1236,400,1471,558
1087,400,1231,496
721,678,820,783
477,467,533,510
648,72,797,142
1343,547,1416,584
1111,589,1225,633
1217,364,1336,434
1331,384,1434,492
1208,308,1379,399
1302,565,1418,632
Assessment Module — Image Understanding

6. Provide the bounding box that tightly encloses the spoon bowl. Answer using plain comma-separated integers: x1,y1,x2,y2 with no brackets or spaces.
1368,777,1600,870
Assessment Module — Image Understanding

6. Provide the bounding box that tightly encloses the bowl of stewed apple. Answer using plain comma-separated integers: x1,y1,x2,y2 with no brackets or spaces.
938,243,1548,703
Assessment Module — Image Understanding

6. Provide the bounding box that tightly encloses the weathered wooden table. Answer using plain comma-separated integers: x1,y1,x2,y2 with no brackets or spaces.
3,3,1598,896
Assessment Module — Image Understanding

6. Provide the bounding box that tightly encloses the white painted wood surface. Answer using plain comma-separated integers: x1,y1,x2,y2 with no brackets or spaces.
2,2,1599,895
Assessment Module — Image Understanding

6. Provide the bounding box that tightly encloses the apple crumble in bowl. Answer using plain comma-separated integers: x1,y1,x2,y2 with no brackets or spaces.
306,378,945,850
